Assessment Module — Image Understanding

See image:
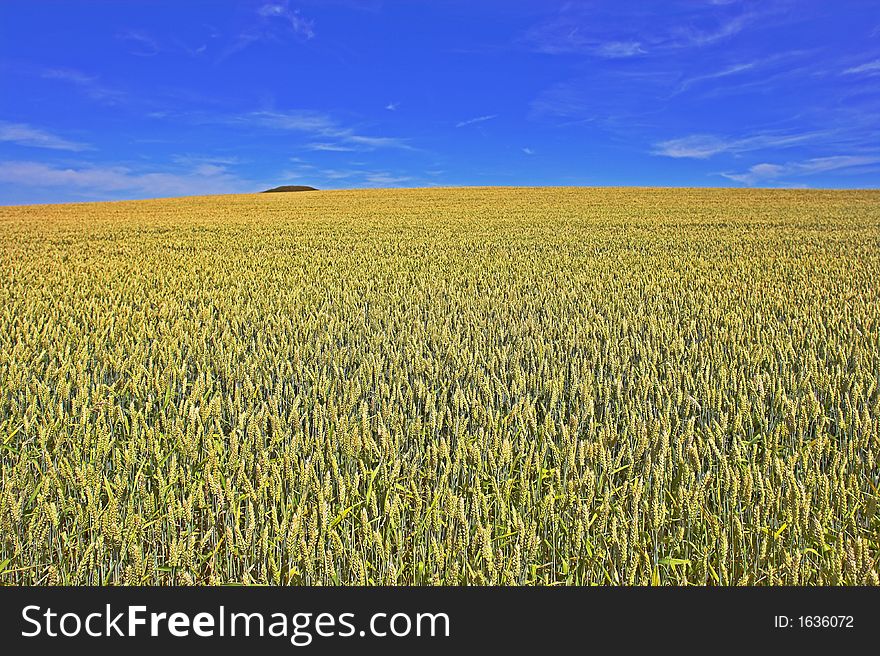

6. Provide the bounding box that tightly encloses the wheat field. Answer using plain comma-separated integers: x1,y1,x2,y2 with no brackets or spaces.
0,187,878,585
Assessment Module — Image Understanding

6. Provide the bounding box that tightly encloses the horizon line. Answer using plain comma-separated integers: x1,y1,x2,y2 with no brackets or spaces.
2,184,879,208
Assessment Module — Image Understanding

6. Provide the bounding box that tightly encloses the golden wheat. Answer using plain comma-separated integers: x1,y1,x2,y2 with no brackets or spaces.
0,187,878,585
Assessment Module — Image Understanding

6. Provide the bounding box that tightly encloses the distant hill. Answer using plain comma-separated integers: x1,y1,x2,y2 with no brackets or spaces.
261,185,318,193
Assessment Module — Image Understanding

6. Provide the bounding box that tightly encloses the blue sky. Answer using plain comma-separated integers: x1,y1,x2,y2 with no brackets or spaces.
1,0,879,203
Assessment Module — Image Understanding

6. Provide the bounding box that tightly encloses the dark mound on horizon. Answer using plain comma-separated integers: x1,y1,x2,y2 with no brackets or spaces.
261,185,318,193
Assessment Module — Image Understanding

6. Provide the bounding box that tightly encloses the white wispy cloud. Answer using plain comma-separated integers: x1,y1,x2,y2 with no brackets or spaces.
250,110,336,133
721,155,880,185
842,59,880,75
117,30,161,56
305,142,358,152
171,154,241,167
0,121,91,152
176,41,208,57
523,4,762,57
675,61,757,93
653,132,821,159
385,102,399,111
721,163,786,185
672,50,815,99
522,147,535,155
245,110,411,150
219,3,315,61
524,23,646,58
312,168,359,179
116,29,215,59
41,68,93,85
281,163,414,188
346,135,408,148
594,41,646,58
41,68,127,105
653,135,731,158
672,12,753,48
258,3,315,39
455,114,498,128
363,172,411,186
0,160,254,198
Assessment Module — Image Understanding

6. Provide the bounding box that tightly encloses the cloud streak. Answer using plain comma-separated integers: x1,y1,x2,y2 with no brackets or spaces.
220,2,315,61
258,3,315,39
0,160,254,198
0,121,91,151
305,142,358,152
243,110,411,150
675,61,757,93
653,132,822,159
281,162,414,188
41,68,127,105
671,12,753,48
117,30,161,56
455,114,498,128
842,59,880,75
523,3,762,58
721,155,880,185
